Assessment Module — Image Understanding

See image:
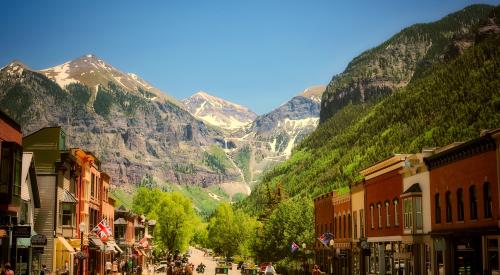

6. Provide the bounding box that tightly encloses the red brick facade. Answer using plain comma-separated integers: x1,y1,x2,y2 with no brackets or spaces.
429,149,498,231
364,169,404,238
314,192,334,248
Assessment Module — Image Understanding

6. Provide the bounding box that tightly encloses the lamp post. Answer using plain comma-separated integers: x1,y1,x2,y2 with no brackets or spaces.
79,222,86,275
329,239,334,275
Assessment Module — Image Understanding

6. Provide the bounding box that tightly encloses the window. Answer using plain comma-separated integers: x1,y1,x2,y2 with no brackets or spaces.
470,185,478,220
353,211,358,239
334,216,337,237
348,214,352,238
343,214,346,238
403,198,413,230
385,201,391,227
484,182,492,218
435,193,441,224
394,199,399,226
416,197,423,229
91,173,95,198
370,205,374,229
445,191,452,223
377,203,382,228
360,209,365,238
457,188,464,221
60,203,75,226
0,142,22,198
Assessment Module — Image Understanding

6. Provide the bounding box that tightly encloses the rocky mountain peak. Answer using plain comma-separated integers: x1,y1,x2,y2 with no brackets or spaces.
299,85,326,103
183,91,257,131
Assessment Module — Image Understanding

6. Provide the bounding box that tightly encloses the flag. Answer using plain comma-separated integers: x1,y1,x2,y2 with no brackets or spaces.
92,219,112,241
291,242,299,253
317,232,333,247
139,237,149,248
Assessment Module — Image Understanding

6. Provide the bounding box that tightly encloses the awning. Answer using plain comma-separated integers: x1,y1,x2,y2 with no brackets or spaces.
69,239,83,251
57,236,75,253
107,241,124,254
61,190,78,203
89,237,105,250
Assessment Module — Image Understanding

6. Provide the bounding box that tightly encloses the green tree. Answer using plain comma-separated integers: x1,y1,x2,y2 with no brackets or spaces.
207,203,259,258
155,192,201,252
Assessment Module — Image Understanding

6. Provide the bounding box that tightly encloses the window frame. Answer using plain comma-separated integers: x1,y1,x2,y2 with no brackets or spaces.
445,191,452,223
484,182,492,218
385,201,391,227
470,185,478,220
435,193,441,224
457,188,464,221
377,203,382,229
394,199,399,226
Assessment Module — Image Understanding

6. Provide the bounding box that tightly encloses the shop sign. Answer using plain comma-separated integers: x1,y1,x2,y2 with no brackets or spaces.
31,234,47,246
12,226,31,237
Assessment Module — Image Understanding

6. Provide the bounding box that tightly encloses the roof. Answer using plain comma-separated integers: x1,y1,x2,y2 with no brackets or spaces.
61,189,78,203
0,110,21,132
403,183,422,194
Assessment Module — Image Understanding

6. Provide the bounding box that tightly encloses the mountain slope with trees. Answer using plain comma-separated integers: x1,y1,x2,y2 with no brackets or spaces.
241,4,500,226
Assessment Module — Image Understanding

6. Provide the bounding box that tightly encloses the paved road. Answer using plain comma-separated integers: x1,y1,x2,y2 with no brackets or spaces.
188,247,241,275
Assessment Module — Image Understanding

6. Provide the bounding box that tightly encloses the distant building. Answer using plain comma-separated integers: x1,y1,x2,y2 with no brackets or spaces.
313,192,334,273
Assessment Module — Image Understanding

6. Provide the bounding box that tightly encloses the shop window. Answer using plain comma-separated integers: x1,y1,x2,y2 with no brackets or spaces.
457,188,464,221
484,182,492,218
394,199,399,226
370,205,374,229
435,193,441,224
487,238,499,274
415,197,423,229
377,203,382,228
60,203,75,226
470,185,478,220
445,191,452,223
385,201,390,227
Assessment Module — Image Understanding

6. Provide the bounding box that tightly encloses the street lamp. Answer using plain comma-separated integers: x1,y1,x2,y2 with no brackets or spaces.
329,239,335,274
79,222,85,275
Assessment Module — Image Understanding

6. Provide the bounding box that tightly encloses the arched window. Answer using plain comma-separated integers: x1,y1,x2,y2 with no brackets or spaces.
385,201,391,227
484,182,492,218
343,213,346,238
334,216,337,237
394,199,399,226
370,204,374,229
457,188,464,221
377,203,382,228
435,193,441,224
445,191,452,223
470,185,478,220
348,213,352,238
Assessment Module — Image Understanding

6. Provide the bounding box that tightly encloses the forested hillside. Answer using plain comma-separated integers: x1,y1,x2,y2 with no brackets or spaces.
241,6,500,217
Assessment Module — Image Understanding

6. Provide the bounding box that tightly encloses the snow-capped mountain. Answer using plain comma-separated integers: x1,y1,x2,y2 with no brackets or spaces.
182,91,257,131
40,54,178,104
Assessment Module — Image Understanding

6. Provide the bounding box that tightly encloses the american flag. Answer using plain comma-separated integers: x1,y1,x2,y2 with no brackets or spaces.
92,219,112,241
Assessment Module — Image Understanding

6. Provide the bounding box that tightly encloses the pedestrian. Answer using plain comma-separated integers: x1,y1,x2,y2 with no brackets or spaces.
112,261,118,275
4,263,14,275
265,262,275,275
105,261,112,275
39,264,48,275
312,264,321,275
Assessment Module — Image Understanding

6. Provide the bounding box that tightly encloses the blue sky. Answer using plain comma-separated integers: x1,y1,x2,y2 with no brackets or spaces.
1,1,498,114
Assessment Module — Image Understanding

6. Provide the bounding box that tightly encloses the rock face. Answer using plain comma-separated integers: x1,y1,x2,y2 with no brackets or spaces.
0,57,242,187
320,4,494,122
182,91,257,131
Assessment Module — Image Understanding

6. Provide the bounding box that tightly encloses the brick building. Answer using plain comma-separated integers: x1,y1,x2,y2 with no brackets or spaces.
425,129,500,274
332,191,351,275
314,192,334,272
361,154,408,275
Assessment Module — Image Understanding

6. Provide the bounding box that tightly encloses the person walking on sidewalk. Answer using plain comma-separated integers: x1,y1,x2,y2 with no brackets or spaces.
265,262,275,275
